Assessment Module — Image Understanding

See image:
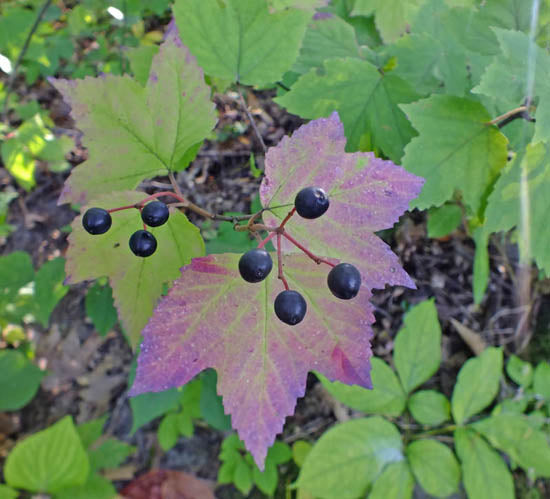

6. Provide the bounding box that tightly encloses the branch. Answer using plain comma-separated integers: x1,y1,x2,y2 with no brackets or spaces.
2,0,53,123
237,86,267,154
486,106,533,128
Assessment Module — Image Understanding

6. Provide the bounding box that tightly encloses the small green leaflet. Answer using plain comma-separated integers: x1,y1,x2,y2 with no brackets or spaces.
401,94,508,213
51,28,216,204
485,142,550,273
276,58,420,161
65,191,204,347
173,0,310,87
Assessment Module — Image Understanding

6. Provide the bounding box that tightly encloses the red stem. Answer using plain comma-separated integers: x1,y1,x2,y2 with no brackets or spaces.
279,207,296,229
282,231,336,267
257,231,277,249
277,233,289,291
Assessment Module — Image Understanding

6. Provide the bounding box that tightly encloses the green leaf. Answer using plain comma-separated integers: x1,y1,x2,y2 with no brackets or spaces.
76,415,107,449
66,191,205,347
401,95,508,212
127,45,159,86
33,257,68,327
0,350,45,411
266,441,292,465
252,463,278,496
54,473,116,499
473,29,550,144
292,16,362,75
298,417,403,498
369,461,414,499
451,347,503,424
352,0,422,43
394,299,442,394
130,387,181,434
5,416,89,493
0,485,18,499
276,57,419,161
506,355,534,388
408,390,451,426
205,219,256,255
51,30,216,204
292,440,312,468
234,458,253,495
89,438,136,471
533,362,550,399
158,413,180,451
427,204,462,238
317,357,406,416
473,226,490,305
85,281,118,336
473,414,550,477
484,142,550,274
454,428,514,499
218,459,237,484
0,138,36,191
173,0,310,86
407,439,460,497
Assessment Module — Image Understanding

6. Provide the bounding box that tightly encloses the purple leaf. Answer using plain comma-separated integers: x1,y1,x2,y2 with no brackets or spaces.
130,253,374,468
260,112,424,291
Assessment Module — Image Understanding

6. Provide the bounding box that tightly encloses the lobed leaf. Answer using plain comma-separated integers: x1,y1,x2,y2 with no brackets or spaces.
173,0,310,87
65,191,204,347
51,28,216,204
130,253,375,468
260,113,423,291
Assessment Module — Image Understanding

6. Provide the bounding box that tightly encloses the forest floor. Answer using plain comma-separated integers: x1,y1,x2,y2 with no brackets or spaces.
1,72,550,498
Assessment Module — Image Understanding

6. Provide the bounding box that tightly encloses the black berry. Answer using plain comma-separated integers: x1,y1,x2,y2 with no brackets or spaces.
82,208,112,235
239,249,273,283
129,230,157,257
294,187,329,219
141,201,169,227
327,263,361,300
274,290,307,325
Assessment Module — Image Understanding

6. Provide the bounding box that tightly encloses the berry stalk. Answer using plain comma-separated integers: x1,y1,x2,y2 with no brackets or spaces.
276,233,289,291
281,231,336,267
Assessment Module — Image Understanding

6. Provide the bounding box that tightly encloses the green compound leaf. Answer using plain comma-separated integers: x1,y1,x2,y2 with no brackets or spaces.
51,28,216,204
130,253,376,469
394,299,442,394
427,203,462,238
401,95,508,213
485,142,550,274
0,350,45,411
298,417,403,498
5,416,89,493
292,15,362,75
506,354,533,388
451,347,502,424
33,257,68,327
0,485,18,499
85,281,118,336
173,0,310,87
369,461,414,499
351,0,422,43
454,428,514,499
533,362,550,399
407,439,460,498
54,473,116,499
408,390,451,426
66,191,205,347
317,357,406,416
88,438,136,472
473,414,550,477
473,29,550,144
276,58,420,161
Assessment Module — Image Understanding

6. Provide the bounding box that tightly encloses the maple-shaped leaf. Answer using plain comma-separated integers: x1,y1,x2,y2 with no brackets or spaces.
50,28,216,205
66,191,204,347
401,95,508,213
130,253,374,468
260,112,423,291
485,141,550,274
173,0,310,87
275,58,420,162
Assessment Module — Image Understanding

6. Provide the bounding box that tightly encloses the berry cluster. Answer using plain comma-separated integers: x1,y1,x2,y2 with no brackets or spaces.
82,201,169,257
239,187,361,326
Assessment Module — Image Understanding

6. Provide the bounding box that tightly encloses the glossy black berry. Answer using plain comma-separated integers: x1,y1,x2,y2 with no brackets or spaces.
141,201,169,227
327,263,361,300
294,187,329,219
129,230,157,257
82,207,112,235
274,290,307,325
239,249,273,283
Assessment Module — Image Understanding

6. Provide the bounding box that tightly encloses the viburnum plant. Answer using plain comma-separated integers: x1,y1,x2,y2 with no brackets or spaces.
51,20,422,466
